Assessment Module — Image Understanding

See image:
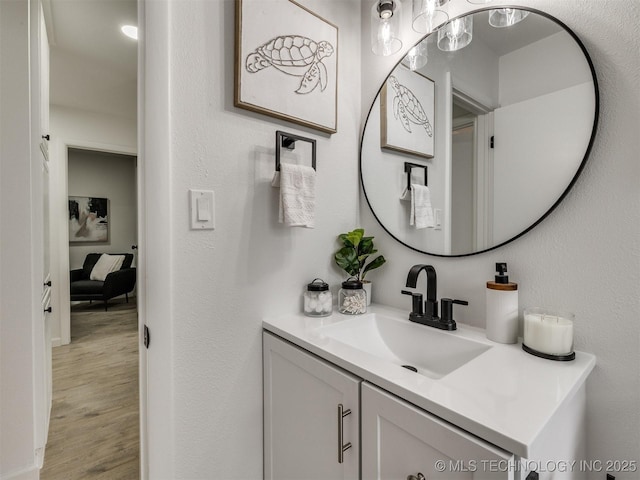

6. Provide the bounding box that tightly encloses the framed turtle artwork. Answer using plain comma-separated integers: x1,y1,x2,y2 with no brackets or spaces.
235,0,338,134
380,65,435,159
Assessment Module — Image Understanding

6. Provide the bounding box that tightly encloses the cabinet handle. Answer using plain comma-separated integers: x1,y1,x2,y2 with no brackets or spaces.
337,404,352,464
407,474,426,480
44,307,52,313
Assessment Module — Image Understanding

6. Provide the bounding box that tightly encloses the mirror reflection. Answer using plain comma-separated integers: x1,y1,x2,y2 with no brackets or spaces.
360,9,598,256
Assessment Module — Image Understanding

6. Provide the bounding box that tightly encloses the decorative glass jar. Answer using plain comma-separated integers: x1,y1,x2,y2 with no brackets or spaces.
303,278,333,317
338,279,367,315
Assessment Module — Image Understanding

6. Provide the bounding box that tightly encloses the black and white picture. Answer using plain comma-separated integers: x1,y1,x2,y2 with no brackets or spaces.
69,196,108,243
235,0,338,133
381,66,435,158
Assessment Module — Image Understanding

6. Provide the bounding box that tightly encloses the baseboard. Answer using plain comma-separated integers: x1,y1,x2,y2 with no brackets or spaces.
0,465,39,480
51,337,62,347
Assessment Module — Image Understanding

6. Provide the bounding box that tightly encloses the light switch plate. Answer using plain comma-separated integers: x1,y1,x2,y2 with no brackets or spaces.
434,208,442,230
190,189,215,230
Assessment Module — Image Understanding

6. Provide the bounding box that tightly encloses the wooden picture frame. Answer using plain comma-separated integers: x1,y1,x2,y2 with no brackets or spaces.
381,66,435,158
234,0,338,134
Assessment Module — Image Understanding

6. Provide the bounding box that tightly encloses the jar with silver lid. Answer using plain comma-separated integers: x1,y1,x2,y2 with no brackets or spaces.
338,278,367,315
304,278,333,317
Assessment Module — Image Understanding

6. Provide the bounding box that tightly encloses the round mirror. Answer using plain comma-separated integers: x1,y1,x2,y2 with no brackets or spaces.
360,8,599,256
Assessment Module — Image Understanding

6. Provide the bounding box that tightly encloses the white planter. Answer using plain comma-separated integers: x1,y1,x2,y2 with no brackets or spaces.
362,281,372,306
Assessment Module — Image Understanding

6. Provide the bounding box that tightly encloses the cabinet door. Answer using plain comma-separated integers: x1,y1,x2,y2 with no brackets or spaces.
362,383,514,480
264,332,360,480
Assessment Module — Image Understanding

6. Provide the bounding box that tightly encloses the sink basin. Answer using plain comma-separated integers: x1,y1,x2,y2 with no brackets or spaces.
318,313,491,379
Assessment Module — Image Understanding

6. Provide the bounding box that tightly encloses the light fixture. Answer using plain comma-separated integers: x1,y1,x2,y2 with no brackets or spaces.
437,16,473,52
402,39,428,71
466,0,492,4
412,0,449,35
371,0,402,56
121,25,138,40
488,8,530,28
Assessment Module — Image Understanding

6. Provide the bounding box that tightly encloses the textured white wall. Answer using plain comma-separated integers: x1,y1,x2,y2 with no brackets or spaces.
361,1,640,478
144,0,362,477
50,46,137,120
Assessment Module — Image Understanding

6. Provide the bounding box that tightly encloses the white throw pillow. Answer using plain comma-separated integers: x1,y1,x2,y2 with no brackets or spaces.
90,254,126,281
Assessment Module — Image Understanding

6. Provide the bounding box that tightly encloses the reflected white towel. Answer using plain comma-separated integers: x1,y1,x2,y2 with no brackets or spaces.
277,163,316,228
410,184,435,229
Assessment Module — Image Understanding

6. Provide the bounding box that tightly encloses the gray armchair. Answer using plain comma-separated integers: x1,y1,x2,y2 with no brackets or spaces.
70,253,136,311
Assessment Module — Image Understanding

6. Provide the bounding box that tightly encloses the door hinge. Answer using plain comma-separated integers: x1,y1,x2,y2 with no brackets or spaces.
490,135,495,149
143,325,150,349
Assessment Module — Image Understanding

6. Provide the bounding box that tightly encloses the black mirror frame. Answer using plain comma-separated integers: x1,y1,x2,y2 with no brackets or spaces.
359,6,600,257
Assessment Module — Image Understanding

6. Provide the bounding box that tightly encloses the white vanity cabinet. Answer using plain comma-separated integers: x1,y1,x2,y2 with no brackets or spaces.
361,382,515,480
264,308,594,480
265,332,519,480
263,332,360,480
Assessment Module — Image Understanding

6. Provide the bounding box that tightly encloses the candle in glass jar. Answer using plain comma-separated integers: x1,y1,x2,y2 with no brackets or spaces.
524,308,574,355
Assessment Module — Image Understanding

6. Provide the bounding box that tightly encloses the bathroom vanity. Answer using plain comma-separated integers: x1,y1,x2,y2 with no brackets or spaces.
263,305,595,480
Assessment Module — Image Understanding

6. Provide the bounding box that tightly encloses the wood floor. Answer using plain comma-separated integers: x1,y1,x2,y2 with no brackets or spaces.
41,299,140,480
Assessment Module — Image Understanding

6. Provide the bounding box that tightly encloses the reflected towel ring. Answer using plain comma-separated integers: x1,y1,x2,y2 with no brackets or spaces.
404,162,427,190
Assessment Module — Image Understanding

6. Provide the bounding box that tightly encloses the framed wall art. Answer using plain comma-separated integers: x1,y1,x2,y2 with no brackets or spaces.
69,196,109,243
235,0,338,134
381,66,435,158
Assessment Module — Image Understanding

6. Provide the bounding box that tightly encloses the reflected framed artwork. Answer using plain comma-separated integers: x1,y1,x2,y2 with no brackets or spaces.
69,196,108,243
235,0,338,134
381,66,435,158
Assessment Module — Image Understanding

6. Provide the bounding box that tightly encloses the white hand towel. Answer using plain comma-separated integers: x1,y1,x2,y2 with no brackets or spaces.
410,184,435,229
278,163,316,228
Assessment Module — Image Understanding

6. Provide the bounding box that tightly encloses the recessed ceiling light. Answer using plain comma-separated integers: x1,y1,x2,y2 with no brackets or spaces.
121,25,138,40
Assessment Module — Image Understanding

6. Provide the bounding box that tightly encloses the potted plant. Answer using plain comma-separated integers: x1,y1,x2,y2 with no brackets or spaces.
334,228,386,305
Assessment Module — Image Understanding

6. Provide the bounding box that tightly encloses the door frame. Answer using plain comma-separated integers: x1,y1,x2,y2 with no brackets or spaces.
53,139,137,346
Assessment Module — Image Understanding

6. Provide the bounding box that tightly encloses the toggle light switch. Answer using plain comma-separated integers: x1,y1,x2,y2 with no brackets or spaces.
190,189,215,230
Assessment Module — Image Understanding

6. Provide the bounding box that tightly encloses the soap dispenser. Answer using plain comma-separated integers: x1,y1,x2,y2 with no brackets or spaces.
486,263,518,344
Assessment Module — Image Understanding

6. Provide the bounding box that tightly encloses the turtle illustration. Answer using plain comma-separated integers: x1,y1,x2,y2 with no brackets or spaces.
245,35,334,94
388,75,433,137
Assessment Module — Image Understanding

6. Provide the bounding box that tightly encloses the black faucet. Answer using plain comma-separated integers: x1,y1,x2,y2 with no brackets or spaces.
401,264,467,331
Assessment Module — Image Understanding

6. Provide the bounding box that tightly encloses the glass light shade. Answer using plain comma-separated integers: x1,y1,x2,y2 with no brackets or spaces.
412,0,449,34
467,0,492,3
489,8,530,28
437,16,473,52
402,40,428,70
121,25,138,40
371,0,403,56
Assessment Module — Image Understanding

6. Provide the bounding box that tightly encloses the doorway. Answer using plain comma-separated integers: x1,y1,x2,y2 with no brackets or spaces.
67,147,138,316
42,0,143,477
451,104,476,255
450,89,494,254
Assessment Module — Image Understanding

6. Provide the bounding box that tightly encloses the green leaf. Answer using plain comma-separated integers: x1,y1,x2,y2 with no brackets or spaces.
334,247,359,276
361,255,386,280
359,236,375,255
338,233,353,248
345,229,363,248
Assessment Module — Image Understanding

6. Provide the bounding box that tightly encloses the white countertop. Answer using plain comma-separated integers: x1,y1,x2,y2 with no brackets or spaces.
263,304,596,458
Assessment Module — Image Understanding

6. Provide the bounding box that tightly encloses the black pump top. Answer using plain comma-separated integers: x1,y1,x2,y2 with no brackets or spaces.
495,262,509,284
